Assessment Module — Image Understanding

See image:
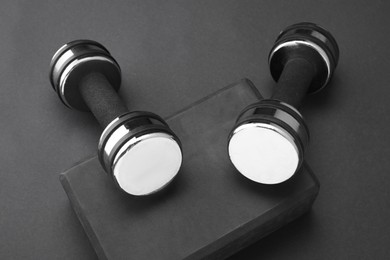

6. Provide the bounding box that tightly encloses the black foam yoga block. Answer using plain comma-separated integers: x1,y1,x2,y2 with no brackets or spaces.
60,79,319,260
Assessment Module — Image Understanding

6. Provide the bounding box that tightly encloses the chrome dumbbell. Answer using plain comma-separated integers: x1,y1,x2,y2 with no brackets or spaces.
228,22,339,184
50,40,182,196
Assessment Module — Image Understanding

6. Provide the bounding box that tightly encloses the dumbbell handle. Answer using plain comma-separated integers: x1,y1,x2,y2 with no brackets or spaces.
271,57,315,108
79,72,129,128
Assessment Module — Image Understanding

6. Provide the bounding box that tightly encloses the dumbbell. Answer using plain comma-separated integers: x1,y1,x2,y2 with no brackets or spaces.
228,22,339,184
49,40,182,196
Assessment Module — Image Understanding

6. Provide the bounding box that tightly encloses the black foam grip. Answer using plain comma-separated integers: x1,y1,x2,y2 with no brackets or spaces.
271,58,315,108
79,72,129,128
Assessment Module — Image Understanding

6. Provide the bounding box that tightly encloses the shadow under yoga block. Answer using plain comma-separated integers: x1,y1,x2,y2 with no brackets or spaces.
60,79,319,260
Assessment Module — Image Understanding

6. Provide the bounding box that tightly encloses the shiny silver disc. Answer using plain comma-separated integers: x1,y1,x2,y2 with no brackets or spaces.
112,132,182,196
228,123,300,184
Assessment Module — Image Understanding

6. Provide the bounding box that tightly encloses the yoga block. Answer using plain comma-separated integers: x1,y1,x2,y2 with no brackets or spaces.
60,79,319,260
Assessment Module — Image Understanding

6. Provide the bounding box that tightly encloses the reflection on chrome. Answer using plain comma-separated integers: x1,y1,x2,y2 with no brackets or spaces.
112,132,182,196
59,56,118,107
269,40,331,89
229,122,301,184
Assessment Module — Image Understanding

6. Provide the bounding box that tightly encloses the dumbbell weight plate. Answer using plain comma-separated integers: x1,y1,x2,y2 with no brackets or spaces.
113,132,182,195
50,40,121,111
98,111,183,196
229,122,299,184
228,100,308,184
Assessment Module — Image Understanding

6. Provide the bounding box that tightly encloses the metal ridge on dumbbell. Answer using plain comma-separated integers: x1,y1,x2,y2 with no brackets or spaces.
228,22,339,184
50,40,183,196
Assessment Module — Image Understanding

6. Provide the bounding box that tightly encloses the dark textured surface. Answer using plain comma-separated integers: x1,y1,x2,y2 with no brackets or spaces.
60,80,319,259
80,72,128,129
1,1,390,259
272,58,314,108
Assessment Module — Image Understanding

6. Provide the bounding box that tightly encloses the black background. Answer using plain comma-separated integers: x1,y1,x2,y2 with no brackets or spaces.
1,1,389,259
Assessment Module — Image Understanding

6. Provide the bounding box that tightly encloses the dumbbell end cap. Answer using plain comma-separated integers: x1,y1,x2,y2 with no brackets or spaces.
269,22,339,93
228,100,309,184
49,40,121,111
228,123,300,184
112,132,182,196
98,112,183,196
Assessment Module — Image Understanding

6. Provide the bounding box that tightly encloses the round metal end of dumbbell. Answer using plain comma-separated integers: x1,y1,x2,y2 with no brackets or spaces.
269,22,339,93
49,40,121,111
98,111,182,196
228,100,309,184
